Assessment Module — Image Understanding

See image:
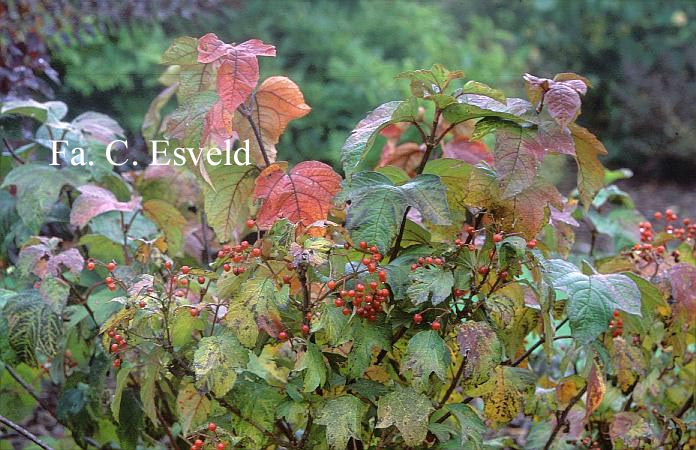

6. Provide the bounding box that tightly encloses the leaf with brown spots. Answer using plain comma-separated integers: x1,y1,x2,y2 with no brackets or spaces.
585,360,605,419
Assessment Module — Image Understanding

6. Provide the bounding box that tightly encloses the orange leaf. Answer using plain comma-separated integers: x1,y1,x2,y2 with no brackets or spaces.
585,360,605,419
253,161,342,229
234,76,311,165
377,141,424,177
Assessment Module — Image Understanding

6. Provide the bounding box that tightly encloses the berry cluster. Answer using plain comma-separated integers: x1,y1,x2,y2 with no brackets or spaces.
608,309,623,338
410,255,444,271
86,260,119,291
633,209,693,263
107,330,127,368
331,271,390,321
215,240,262,275
188,422,226,450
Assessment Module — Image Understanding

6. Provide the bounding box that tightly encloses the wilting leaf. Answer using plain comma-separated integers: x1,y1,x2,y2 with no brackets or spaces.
193,334,248,397
229,375,283,446
456,321,503,387
609,412,651,447
254,161,342,229
481,366,536,424
376,386,433,446
70,185,141,228
442,136,492,165
407,265,454,305
585,360,605,418
493,126,543,198
571,125,606,210
316,395,366,450
612,336,646,392
341,99,417,178
176,382,211,435
232,76,311,166
314,302,352,346
546,259,641,343
401,330,451,390
18,236,84,279
295,342,327,392
142,200,186,255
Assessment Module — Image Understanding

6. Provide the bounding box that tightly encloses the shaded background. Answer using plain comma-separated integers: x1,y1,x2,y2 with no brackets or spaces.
2,0,695,212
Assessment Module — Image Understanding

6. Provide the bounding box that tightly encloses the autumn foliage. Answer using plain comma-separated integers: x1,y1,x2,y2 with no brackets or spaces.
0,33,694,450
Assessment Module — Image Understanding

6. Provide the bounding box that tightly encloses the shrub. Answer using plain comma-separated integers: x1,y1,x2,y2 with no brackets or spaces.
0,33,694,450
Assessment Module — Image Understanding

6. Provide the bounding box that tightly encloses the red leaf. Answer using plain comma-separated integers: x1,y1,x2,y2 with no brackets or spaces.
546,83,582,128
253,161,342,229
70,185,141,228
669,263,696,326
196,34,276,112
18,237,84,279
443,136,492,165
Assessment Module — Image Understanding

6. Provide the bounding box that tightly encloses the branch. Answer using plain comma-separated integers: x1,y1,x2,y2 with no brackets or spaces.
543,385,587,450
240,99,271,167
510,318,569,367
2,137,25,165
0,414,53,450
297,414,313,449
439,356,467,406
200,210,210,265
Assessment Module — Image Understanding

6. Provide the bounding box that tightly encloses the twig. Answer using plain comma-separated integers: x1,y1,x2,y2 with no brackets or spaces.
543,385,587,450
200,211,210,265
240,100,271,167
510,318,569,367
298,414,313,449
2,137,25,164
439,356,467,406
0,414,53,450
5,366,56,419
676,394,694,418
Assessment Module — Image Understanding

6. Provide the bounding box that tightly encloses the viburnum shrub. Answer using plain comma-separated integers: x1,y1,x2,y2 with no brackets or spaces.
0,33,694,450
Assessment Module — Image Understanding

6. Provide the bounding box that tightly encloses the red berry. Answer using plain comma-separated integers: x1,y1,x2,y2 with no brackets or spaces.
105,276,113,284
369,246,378,254
190,308,198,317
356,283,364,292
119,341,127,348
343,243,350,249
87,262,95,271
493,233,503,243
110,343,119,353
327,280,337,290
434,258,443,266
367,263,377,273
361,257,371,266
413,313,423,324
217,444,226,450
425,256,433,265
107,283,117,291
378,270,387,282
411,263,418,271
139,300,146,308
113,359,121,368
198,276,206,284
527,239,537,249
223,263,231,272
108,330,116,338
431,321,441,331
180,278,188,286
347,290,356,297
334,298,345,307
359,241,368,250
654,212,663,220
283,275,291,284
165,261,172,270
107,262,116,272
613,310,620,317
301,324,310,335
246,219,256,229
217,250,225,259
478,266,489,275
499,270,508,279
194,440,204,447
114,334,123,343
278,331,288,341
656,245,665,254
181,265,190,275
208,422,217,432
342,307,351,316
251,248,261,257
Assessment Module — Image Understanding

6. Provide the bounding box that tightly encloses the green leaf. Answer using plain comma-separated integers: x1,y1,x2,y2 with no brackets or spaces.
78,234,125,264
204,164,258,242
193,334,249,396
111,367,132,422
341,99,416,178
622,273,668,334
228,374,283,446
377,386,434,446
176,381,212,436
315,395,366,449
313,302,351,346
161,36,198,65
343,172,450,254
265,218,295,257
401,330,451,390
461,80,507,104
3,290,62,366
407,265,454,305
171,307,206,348
396,64,464,97
588,207,642,252
446,403,486,449
546,259,641,343
346,318,391,379
295,342,327,392
441,95,532,125
117,389,144,450
164,90,218,147
1,164,81,232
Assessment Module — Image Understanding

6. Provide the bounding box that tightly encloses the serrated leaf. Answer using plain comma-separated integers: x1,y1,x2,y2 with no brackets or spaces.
341,99,416,177
446,403,486,449
347,318,391,379
442,136,492,165
545,83,582,127
396,64,464,97
546,259,641,343
315,395,366,449
142,199,186,255
314,302,351,346
295,342,327,392
571,125,606,209
18,236,84,279
377,386,433,446
342,172,450,254
407,265,454,305
401,330,450,390
456,321,503,387
70,185,141,228
585,360,605,418
461,80,507,103
254,161,342,229
228,375,283,446
481,366,536,424
224,277,287,346
193,334,248,396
